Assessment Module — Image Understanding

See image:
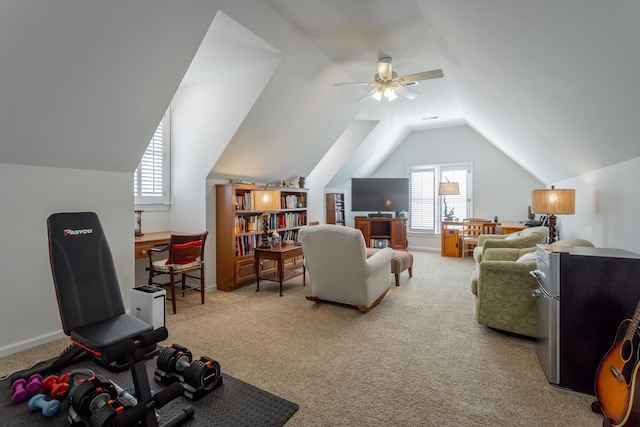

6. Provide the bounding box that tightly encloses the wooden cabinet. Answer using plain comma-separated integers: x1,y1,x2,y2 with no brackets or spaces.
354,217,407,250
325,193,345,226
216,183,308,291
441,227,460,257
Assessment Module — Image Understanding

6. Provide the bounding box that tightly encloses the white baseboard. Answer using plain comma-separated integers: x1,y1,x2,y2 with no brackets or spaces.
0,330,66,359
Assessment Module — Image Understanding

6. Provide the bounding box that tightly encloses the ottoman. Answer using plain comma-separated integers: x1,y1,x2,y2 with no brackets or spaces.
366,248,414,286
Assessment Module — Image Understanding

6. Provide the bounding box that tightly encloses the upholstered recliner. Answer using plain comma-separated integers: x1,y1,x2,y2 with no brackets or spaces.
299,225,394,312
470,238,594,337
473,226,549,264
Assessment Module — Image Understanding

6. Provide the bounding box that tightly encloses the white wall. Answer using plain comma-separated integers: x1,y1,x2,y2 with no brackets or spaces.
556,156,640,253
366,125,544,251
0,164,134,357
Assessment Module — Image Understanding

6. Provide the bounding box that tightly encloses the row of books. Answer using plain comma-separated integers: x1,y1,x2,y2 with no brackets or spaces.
235,194,306,211
236,235,257,257
280,229,300,244
235,193,252,210
268,212,306,230
235,230,301,256
236,212,306,233
235,215,263,233
282,194,305,209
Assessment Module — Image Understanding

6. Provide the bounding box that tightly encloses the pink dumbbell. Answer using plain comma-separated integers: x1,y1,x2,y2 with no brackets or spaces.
11,374,42,403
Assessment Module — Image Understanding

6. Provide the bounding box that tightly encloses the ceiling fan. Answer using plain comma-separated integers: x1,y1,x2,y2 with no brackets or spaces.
333,56,443,102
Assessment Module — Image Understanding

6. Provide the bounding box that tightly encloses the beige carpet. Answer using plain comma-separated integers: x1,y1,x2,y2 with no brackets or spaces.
1,251,603,426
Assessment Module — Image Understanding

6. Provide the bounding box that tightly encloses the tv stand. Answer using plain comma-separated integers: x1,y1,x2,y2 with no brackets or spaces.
368,212,393,218
354,217,407,250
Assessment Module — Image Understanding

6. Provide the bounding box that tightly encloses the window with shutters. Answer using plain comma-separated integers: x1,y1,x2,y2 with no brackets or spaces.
409,164,472,232
134,109,171,207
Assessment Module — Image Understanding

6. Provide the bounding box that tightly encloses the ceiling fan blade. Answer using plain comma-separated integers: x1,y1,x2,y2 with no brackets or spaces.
395,85,420,100
399,69,444,83
333,81,374,87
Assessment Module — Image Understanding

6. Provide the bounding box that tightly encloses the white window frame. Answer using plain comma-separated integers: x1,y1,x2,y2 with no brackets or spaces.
409,163,472,233
134,108,171,209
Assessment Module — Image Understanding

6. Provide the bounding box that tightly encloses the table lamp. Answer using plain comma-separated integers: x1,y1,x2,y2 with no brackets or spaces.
252,190,281,248
531,185,575,243
439,181,460,220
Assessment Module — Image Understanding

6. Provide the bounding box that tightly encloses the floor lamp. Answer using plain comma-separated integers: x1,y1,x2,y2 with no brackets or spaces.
531,185,575,243
439,181,460,220
252,189,281,248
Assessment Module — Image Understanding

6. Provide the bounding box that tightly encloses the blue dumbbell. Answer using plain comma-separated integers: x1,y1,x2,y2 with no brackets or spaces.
28,393,61,417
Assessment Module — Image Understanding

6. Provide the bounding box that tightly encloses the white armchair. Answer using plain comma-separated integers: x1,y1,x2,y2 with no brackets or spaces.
299,225,394,312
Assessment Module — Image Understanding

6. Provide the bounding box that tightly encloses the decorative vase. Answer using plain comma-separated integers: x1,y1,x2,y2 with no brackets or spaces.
298,177,305,188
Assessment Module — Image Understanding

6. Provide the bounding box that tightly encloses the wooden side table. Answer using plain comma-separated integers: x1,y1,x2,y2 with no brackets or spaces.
254,244,305,296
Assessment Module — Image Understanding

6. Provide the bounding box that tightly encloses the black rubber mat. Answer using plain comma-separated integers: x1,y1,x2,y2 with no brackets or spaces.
1,352,298,426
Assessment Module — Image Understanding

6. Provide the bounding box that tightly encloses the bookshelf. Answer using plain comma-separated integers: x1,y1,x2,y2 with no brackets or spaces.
325,193,345,226
215,183,308,291
354,217,407,250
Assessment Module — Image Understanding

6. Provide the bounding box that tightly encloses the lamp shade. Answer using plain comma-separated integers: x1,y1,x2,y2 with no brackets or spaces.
531,186,575,214
438,182,460,196
252,190,281,212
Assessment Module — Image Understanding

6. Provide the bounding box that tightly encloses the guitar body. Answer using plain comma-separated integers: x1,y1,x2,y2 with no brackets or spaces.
595,319,640,426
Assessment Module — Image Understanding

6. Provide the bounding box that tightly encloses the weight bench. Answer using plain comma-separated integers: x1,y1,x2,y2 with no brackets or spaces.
366,248,413,286
11,212,193,426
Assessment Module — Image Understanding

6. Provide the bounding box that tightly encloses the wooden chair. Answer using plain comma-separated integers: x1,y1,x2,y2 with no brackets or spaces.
460,218,484,258
147,232,208,314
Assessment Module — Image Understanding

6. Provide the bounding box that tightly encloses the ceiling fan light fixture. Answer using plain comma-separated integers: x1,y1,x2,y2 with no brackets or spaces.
384,87,397,101
371,88,383,101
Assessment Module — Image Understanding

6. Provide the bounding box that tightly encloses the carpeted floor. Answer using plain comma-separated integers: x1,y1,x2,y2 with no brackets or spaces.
1,250,603,426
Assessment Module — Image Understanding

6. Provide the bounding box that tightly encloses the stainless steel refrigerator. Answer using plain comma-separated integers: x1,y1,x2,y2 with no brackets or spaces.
533,244,640,395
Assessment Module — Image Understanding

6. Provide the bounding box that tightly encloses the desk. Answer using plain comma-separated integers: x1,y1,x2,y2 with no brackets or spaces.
500,221,526,235
254,244,305,296
440,221,500,257
134,231,179,259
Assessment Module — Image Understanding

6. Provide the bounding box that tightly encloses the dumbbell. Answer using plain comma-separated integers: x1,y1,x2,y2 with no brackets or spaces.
157,344,222,391
28,393,61,417
42,372,71,399
11,374,42,403
68,375,117,417
156,344,193,375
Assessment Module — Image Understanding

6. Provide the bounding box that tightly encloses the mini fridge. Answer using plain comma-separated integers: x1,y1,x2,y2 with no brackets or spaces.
533,244,640,395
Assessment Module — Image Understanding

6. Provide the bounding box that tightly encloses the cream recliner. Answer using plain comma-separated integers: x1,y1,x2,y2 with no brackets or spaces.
299,225,394,312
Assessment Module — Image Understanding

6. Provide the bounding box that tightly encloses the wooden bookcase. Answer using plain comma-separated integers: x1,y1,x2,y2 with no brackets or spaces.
354,217,407,250
325,193,345,226
215,183,308,291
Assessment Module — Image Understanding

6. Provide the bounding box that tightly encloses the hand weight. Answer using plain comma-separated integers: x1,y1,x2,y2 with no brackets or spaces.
11,374,42,403
42,372,71,399
28,393,61,417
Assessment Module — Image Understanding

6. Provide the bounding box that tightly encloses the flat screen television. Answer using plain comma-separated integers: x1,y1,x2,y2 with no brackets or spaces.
351,178,409,214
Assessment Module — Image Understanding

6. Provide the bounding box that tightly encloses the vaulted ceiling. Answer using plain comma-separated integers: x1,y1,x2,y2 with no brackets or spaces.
3,1,639,188
259,0,640,185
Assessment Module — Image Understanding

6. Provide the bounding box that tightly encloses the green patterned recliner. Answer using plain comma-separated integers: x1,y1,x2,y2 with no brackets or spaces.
470,238,595,337
470,247,540,337
473,226,549,264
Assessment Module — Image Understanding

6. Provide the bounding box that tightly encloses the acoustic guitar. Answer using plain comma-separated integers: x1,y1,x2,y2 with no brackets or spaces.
594,299,640,426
